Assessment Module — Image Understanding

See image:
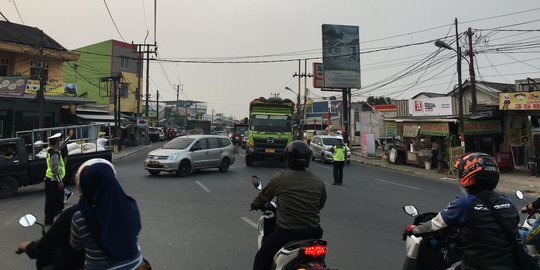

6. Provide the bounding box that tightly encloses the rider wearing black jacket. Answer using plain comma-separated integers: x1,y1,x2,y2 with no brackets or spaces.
17,204,84,270
251,141,327,270
409,153,520,270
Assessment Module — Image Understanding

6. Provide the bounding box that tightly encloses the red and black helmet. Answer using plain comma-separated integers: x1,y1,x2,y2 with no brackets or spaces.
454,152,499,192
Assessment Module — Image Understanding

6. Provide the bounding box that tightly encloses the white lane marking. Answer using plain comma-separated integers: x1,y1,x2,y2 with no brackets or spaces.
374,178,421,190
312,163,331,170
196,181,211,192
241,217,258,229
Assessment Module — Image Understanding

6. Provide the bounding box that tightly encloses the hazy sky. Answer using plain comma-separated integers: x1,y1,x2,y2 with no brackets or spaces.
2,0,540,119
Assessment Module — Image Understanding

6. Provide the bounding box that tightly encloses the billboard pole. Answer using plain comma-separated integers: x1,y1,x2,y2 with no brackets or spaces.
342,88,349,145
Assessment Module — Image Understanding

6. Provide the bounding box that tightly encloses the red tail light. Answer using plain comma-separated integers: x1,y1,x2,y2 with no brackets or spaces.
303,245,327,256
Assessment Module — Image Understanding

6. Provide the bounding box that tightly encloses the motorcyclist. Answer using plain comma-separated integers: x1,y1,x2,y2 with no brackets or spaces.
519,194,540,246
250,140,327,270
405,152,520,270
16,205,84,270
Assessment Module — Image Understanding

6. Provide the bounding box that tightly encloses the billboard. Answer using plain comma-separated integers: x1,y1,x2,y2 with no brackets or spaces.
26,80,78,96
499,91,540,110
322,24,361,89
408,97,453,116
0,77,27,96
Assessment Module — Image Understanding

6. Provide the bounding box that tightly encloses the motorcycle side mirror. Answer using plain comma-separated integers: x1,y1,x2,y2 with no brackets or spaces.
19,214,37,227
403,205,419,217
516,190,524,200
252,175,263,190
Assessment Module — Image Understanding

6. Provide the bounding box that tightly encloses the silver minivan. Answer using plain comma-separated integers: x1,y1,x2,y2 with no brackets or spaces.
309,135,351,164
144,135,236,176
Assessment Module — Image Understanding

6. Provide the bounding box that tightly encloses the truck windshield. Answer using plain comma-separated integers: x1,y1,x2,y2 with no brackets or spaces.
235,127,248,134
163,137,195,149
250,115,292,132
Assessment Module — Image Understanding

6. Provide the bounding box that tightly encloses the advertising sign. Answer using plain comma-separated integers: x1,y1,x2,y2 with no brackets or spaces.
385,122,397,137
408,97,453,116
499,91,540,110
507,115,531,146
403,123,420,137
313,62,325,88
322,24,361,89
0,76,27,96
464,120,502,135
26,80,78,96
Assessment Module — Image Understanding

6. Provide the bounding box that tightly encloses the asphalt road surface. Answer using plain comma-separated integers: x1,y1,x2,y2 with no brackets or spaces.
0,145,530,270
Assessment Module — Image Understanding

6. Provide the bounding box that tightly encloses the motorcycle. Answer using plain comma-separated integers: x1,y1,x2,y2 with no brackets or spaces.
515,190,540,255
401,205,461,270
529,157,540,176
16,213,153,270
250,175,335,270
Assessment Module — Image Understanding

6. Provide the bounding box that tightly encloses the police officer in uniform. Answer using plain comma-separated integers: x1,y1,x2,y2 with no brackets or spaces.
251,141,327,270
330,136,346,185
44,133,66,225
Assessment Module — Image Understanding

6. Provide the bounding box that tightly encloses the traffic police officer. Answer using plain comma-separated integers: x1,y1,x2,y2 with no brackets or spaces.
44,133,65,225
330,136,346,185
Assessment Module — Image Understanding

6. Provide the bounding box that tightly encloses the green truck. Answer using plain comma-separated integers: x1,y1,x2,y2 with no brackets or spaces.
245,97,295,166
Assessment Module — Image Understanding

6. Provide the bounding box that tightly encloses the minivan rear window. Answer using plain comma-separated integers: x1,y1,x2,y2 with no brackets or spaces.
163,137,195,149
219,138,231,147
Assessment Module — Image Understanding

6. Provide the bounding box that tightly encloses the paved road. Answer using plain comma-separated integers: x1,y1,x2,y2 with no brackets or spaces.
0,145,532,269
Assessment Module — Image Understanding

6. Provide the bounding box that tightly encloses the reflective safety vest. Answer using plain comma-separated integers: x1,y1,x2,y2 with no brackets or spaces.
333,145,346,162
46,150,65,179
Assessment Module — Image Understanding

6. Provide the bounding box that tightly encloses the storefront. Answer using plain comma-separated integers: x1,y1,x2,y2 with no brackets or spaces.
463,119,511,168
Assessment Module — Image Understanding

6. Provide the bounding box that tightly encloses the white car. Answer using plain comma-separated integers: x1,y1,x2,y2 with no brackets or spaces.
309,135,351,164
144,135,236,176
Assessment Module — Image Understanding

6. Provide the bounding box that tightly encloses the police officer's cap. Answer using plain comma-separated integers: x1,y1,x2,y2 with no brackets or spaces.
48,133,62,140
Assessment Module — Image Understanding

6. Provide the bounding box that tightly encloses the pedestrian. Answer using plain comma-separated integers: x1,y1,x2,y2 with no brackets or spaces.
330,135,346,185
44,133,65,225
70,158,143,269
431,137,439,169
405,153,520,269
251,141,326,270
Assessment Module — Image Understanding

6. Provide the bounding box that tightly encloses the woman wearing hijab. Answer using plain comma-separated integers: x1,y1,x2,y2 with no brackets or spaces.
70,158,143,270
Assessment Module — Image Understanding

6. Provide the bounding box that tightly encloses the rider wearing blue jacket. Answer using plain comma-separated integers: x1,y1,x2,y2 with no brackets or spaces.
409,153,520,270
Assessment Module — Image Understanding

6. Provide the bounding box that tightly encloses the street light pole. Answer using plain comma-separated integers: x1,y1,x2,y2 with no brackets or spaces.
435,18,465,148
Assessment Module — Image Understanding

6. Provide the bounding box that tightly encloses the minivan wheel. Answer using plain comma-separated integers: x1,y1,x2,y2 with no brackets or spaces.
219,158,231,173
0,176,18,198
176,160,191,177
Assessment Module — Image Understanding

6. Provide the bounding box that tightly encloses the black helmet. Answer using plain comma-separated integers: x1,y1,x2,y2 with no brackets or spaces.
285,140,312,170
454,152,499,193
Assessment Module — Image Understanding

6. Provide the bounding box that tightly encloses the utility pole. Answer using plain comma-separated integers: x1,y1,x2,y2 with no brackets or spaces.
133,43,157,118
456,18,465,147
37,31,46,129
467,27,477,114
292,60,312,140
135,44,142,117
156,90,159,125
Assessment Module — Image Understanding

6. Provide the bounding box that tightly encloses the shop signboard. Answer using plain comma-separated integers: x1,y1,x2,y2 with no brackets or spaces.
418,122,449,136
499,91,540,110
464,120,502,135
386,122,397,137
403,123,420,137
408,97,453,116
0,76,27,96
507,115,531,146
26,80,78,96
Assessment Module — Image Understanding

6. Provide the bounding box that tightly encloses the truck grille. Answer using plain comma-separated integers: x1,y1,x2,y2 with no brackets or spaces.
253,138,288,149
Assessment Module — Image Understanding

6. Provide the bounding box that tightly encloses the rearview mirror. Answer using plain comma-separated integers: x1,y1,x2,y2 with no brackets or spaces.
252,175,263,190
19,214,37,227
516,190,525,201
403,205,419,217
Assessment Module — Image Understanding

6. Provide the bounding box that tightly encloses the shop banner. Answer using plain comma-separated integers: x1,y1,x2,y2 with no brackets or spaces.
25,80,78,96
418,122,449,136
464,120,502,135
0,76,27,96
449,146,465,173
507,115,531,146
408,97,453,116
403,123,420,137
499,92,540,110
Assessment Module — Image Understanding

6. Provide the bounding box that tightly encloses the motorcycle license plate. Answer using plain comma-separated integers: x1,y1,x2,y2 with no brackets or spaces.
265,148,275,153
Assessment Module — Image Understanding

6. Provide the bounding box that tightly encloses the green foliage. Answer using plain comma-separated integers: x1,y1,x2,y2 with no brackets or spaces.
360,96,392,111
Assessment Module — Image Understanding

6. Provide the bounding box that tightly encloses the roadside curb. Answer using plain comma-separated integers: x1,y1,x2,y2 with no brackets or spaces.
113,144,154,161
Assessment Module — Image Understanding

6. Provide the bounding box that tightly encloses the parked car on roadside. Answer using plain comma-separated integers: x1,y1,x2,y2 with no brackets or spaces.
309,135,351,164
144,135,236,176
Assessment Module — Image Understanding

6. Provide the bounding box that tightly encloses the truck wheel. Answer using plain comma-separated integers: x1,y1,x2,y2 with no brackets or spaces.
176,160,191,177
245,155,253,166
148,170,160,176
0,176,18,198
219,158,231,173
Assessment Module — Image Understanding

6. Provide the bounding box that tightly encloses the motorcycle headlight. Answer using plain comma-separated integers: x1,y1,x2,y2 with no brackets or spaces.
168,153,179,160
